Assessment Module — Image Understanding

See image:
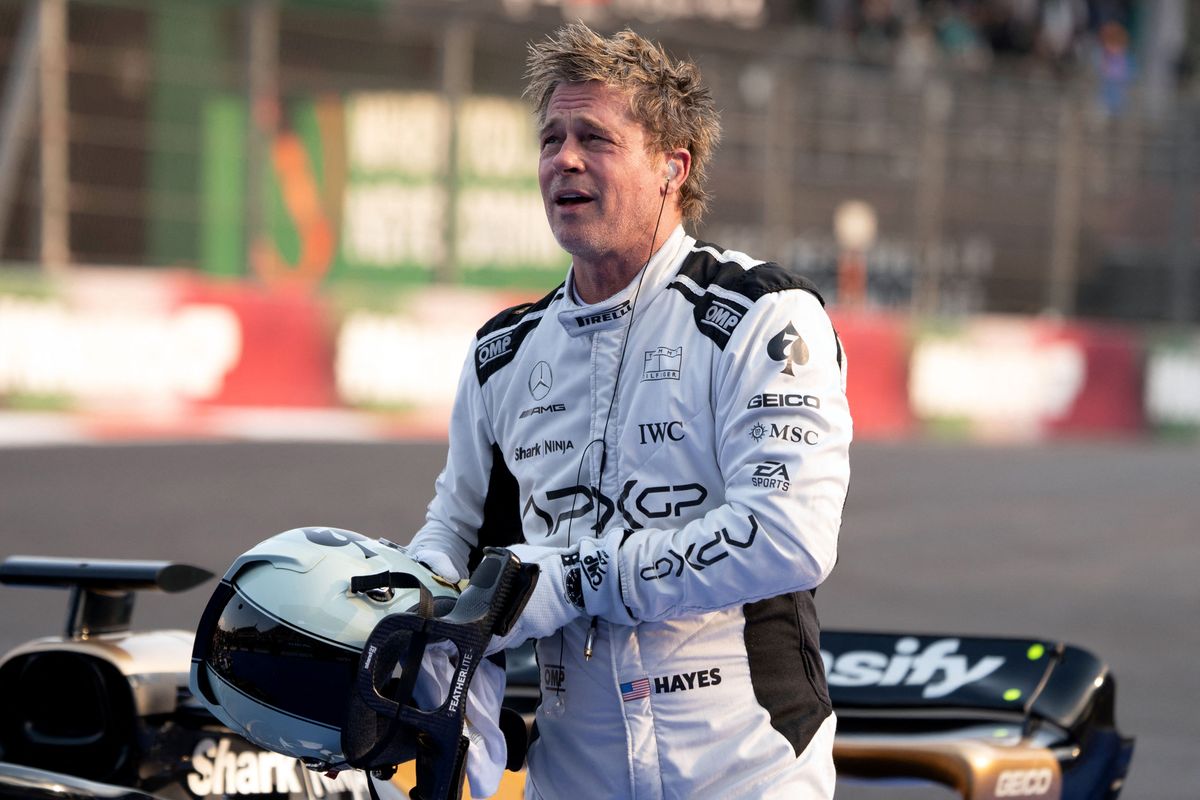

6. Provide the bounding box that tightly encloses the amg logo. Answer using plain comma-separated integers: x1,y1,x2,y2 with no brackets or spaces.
575,301,631,327
654,668,722,693
746,393,821,409
638,421,684,444
519,403,566,418
751,461,791,491
476,334,512,366
702,302,742,331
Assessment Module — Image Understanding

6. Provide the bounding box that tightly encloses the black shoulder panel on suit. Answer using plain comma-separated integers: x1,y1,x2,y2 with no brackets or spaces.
473,283,563,386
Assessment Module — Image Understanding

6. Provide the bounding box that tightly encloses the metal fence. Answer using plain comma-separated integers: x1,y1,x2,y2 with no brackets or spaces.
0,0,1196,322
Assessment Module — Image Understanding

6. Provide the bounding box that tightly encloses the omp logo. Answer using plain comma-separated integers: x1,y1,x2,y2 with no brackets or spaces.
995,768,1055,797
543,664,565,692
821,638,1005,699
187,737,369,797
476,334,512,366
638,421,684,444
575,301,631,328
654,667,722,693
702,302,742,333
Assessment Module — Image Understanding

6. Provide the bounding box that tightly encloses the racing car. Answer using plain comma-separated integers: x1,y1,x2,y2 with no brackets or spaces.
0,555,1133,799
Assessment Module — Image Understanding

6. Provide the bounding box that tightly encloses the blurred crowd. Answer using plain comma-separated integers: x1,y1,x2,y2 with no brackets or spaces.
804,0,1191,111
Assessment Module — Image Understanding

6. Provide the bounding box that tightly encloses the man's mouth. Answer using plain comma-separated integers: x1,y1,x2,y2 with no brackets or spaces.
554,191,593,207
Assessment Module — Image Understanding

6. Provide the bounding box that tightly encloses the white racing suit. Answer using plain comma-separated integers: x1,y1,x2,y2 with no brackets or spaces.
410,226,852,799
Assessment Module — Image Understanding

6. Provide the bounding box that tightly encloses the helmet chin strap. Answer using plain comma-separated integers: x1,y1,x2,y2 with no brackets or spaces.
341,548,539,800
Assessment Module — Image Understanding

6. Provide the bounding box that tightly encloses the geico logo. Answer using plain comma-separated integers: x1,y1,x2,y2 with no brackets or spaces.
820,637,1005,699
476,334,512,366
995,768,1055,797
702,303,742,331
187,737,369,797
519,402,566,418
746,393,821,409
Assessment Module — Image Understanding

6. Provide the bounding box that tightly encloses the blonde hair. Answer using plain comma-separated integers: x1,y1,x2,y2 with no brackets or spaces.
524,23,721,225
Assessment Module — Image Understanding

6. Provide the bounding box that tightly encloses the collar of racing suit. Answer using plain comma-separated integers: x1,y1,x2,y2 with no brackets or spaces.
556,225,689,337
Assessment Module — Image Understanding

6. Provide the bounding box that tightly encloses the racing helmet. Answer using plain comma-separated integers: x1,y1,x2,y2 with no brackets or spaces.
189,527,458,770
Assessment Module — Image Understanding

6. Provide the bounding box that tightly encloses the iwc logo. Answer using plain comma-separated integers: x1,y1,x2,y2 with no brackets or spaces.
528,361,553,400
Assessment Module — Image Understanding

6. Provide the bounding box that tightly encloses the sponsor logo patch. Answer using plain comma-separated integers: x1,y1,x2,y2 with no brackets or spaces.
638,421,685,444
519,402,566,419
746,393,821,410
767,322,810,375
543,664,566,693
514,439,575,461
643,346,682,381
574,301,631,328
748,422,819,445
477,333,513,367
528,361,553,400
751,460,791,491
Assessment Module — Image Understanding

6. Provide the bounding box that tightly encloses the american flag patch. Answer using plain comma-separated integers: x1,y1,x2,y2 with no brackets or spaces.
620,678,651,702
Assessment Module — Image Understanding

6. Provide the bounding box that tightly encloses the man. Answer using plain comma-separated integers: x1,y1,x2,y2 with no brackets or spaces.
409,22,851,799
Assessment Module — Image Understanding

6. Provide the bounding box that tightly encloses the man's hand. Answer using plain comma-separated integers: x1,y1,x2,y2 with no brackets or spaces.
485,543,585,654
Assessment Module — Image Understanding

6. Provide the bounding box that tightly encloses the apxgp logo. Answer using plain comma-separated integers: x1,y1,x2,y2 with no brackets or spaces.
767,323,810,375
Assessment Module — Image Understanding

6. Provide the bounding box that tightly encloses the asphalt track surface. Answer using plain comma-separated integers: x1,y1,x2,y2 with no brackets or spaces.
0,438,1196,799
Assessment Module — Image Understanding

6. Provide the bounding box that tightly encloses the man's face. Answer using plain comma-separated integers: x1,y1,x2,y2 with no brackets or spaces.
537,81,668,271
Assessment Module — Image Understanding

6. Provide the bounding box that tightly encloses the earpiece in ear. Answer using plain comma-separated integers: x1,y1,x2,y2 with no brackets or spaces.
666,162,678,182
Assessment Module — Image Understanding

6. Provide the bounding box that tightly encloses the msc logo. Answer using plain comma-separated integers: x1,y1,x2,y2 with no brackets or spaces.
638,421,684,444
767,322,810,375
643,346,682,381
701,302,742,333
476,333,512,367
748,422,819,445
751,461,791,491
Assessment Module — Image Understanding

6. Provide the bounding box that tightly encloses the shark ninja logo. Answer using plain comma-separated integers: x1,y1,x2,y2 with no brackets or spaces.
767,323,810,375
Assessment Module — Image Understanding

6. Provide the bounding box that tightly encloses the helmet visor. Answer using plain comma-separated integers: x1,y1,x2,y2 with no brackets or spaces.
206,589,360,730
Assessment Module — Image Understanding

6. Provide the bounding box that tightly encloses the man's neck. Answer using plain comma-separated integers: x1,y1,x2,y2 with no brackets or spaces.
571,224,680,304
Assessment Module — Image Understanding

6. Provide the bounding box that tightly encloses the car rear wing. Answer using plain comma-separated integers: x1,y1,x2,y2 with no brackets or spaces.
0,556,212,639
823,631,1134,800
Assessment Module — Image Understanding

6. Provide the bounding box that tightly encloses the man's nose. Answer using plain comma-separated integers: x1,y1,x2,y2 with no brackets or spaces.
552,138,584,173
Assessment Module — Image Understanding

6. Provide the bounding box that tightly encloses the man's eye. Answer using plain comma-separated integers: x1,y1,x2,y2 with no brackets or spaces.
541,135,559,148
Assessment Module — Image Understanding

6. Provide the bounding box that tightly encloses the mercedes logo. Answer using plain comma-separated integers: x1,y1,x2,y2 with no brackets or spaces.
529,361,553,400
